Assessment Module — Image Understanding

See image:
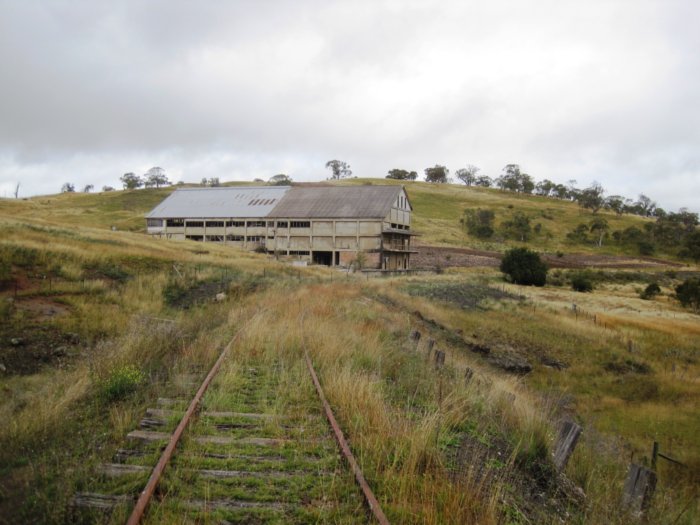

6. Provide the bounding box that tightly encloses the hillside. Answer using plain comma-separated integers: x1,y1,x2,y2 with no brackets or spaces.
1,189,698,524
3,179,668,260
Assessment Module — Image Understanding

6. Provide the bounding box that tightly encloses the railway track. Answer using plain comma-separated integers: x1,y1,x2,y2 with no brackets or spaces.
71,333,386,524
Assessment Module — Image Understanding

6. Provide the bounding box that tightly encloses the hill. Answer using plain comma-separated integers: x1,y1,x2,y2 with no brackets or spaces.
4,179,675,261
0,187,698,524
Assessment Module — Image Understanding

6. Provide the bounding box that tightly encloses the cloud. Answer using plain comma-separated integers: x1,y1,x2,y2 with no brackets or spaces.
0,0,698,210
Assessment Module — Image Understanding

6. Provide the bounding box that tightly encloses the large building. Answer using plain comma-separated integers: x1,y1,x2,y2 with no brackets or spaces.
145,185,417,270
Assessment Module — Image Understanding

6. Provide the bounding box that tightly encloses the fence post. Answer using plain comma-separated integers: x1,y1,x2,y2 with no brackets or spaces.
408,330,421,350
425,338,435,359
552,420,583,471
464,367,474,384
621,464,657,517
434,350,445,369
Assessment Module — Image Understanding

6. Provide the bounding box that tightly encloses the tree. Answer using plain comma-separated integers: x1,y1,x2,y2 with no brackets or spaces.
145,167,170,188
201,177,220,187
501,211,532,242
675,278,700,311
640,283,661,300
474,175,492,187
500,247,548,286
455,165,480,186
386,169,418,180
13,182,20,199
589,217,609,247
102,186,115,192
83,184,94,193
120,172,143,190
636,194,656,217
682,230,700,262
461,208,495,238
535,179,556,197
424,164,448,183
578,182,605,213
268,174,292,186
605,195,625,215
61,182,75,193
325,160,352,179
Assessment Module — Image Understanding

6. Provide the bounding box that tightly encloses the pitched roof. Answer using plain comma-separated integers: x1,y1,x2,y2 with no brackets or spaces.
268,186,403,218
145,186,290,219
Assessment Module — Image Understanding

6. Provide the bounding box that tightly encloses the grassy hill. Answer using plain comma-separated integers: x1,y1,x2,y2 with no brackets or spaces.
2,179,665,258
1,187,698,523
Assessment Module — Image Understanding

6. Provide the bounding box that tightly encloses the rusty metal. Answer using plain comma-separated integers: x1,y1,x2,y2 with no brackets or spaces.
125,335,238,525
303,350,390,525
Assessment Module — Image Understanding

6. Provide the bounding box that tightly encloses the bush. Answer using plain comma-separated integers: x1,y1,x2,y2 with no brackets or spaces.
675,278,700,311
500,248,548,286
571,273,594,292
640,282,661,300
637,241,656,256
99,364,145,401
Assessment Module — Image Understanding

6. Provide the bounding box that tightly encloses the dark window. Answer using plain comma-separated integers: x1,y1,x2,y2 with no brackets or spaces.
289,250,310,255
206,221,224,228
185,235,203,241
267,221,275,227
246,235,263,242
206,235,224,242
226,220,245,227
247,220,266,228
166,218,184,227
290,221,310,228
276,221,288,228
226,235,244,241
186,221,204,227
147,219,162,227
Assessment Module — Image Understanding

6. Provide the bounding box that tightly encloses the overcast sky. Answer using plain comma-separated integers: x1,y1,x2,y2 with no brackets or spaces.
0,0,698,211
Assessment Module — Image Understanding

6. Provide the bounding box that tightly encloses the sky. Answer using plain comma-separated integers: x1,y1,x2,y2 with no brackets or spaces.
0,0,698,211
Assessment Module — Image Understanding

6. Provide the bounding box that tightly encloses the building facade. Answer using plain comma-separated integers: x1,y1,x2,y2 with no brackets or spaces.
145,185,417,270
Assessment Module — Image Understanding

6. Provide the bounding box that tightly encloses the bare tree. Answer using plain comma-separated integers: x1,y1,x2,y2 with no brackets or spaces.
455,165,480,186
325,160,352,179
61,182,75,193
144,167,170,188
13,183,20,199
83,184,94,193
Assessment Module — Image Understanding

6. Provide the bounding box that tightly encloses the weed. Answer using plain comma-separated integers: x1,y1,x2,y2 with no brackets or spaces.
98,364,145,401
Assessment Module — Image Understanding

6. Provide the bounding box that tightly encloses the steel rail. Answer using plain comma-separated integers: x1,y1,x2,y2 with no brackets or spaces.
125,332,240,525
302,349,390,525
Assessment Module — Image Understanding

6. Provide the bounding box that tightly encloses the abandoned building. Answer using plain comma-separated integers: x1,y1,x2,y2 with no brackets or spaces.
145,185,417,270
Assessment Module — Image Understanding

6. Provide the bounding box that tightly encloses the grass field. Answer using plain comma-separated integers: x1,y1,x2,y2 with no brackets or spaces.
1,186,698,524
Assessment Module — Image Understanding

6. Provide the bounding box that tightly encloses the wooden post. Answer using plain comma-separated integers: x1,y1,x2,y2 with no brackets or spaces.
425,338,435,359
434,350,445,369
408,330,421,349
621,464,657,516
651,441,659,472
464,367,474,384
553,420,583,471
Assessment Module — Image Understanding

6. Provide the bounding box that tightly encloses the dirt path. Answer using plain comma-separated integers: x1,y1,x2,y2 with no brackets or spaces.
412,243,685,270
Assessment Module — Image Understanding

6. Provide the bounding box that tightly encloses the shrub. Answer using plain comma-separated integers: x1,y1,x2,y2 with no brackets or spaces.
640,282,661,300
571,273,594,292
637,241,656,256
500,248,548,286
675,278,700,311
99,364,145,401
461,208,495,239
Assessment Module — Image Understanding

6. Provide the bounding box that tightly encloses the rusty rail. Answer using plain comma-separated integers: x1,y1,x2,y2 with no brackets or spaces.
302,350,390,525
125,333,239,525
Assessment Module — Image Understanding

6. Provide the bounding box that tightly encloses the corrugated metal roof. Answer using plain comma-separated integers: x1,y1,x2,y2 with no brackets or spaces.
146,186,290,218
268,186,403,218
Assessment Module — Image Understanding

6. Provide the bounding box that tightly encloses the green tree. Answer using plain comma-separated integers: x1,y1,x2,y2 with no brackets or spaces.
461,208,495,239
386,169,417,180
577,183,606,213
589,217,609,247
474,175,492,187
501,211,531,242
424,164,449,183
682,230,700,262
268,174,293,185
675,278,700,311
145,167,170,188
500,247,548,286
455,165,480,186
120,172,143,190
325,160,352,179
